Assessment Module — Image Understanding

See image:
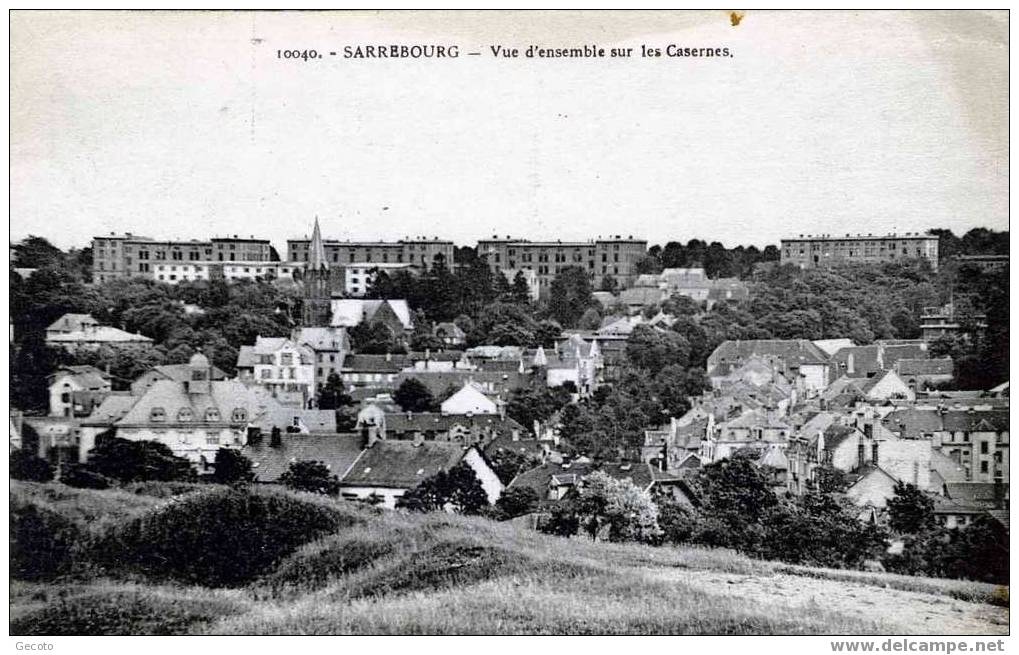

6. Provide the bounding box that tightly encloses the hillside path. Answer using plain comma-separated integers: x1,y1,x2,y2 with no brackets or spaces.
646,568,1009,635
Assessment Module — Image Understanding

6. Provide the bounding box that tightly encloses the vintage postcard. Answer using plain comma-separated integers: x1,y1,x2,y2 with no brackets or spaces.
8,9,1009,643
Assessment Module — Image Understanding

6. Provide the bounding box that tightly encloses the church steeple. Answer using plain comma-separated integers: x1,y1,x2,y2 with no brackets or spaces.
309,216,328,272
302,216,333,327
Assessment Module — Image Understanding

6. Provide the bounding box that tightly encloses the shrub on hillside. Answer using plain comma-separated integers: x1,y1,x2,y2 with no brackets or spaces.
85,437,195,484
60,463,113,489
10,449,54,482
10,495,81,581
124,480,205,498
263,533,397,597
91,487,362,587
10,590,241,636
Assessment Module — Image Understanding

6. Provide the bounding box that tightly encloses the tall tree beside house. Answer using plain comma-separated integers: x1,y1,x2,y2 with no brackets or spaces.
279,460,340,496
547,266,596,328
396,462,489,515
577,307,603,331
510,271,532,304
886,481,936,535
213,448,255,484
625,325,691,374
317,373,354,411
11,235,66,270
349,321,404,355
393,378,439,413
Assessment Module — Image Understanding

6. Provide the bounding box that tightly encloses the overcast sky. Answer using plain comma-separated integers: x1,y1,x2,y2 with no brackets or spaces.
10,10,1008,251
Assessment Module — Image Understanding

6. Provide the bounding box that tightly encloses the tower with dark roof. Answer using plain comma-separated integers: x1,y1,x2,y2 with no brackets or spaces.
302,217,333,327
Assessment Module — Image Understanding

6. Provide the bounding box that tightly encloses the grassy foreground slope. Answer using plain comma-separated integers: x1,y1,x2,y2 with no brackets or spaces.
9,481,1009,636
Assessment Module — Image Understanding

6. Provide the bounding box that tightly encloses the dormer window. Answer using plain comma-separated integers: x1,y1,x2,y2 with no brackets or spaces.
232,408,248,422
205,408,221,422
177,408,194,422
150,407,166,422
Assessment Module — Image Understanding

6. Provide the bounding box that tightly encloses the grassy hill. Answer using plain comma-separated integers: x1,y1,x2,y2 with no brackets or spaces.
9,481,1009,635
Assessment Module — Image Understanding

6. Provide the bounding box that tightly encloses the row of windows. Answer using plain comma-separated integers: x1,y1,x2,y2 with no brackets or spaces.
149,407,247,422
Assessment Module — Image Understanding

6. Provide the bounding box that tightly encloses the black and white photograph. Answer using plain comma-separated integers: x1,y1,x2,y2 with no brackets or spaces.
7,8,1010,642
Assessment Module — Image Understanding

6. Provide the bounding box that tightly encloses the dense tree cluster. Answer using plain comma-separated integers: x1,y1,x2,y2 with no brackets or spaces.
639,239,781,279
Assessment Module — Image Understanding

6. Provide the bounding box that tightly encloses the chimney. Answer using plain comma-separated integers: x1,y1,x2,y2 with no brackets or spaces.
993,479,1004,509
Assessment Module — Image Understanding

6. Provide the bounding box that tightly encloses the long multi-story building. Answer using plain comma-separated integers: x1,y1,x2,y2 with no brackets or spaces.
475,235,648,294
92,233,274,282
286,237,455,270
780,232,940,270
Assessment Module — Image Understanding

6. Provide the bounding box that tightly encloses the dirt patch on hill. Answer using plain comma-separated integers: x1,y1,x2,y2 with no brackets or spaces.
647,568,1008,635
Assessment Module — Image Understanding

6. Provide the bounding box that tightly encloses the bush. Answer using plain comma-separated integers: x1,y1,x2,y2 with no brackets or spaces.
496,486,539,519
10,495,81,581
397,462,489,515
85,437,195,484
10,449,54,482
279,460,340,495
59,463,113,489
124,480,205,498
10,590,240,635
212,448,254,484
91,487,362,586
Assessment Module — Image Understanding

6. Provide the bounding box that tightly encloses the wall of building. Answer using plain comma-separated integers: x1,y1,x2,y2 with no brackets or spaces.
780,234,939,270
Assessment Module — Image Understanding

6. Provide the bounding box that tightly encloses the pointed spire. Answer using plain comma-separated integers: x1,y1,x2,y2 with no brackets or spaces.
308,216,328,271
533,345,548,368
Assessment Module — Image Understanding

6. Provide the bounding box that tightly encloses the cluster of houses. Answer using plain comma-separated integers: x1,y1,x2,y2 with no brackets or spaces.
14,302,1010,532
635,337,1008,529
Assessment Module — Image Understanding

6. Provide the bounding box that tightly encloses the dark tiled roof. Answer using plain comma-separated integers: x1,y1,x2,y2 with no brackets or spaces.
944,482,1009,508
243,432,364,482
709,340,830,372
383,412,526,437
342,354,412,373
896,358,954,376
483,435,546,459
883,408,1009,437
340,441,468,488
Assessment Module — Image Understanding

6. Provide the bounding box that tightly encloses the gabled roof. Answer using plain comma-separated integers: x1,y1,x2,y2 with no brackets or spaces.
47,326,153,344
243,432,363,482
709,339,830,372
114,379,268,427
293,326,350,352
340,441,471,489
143,364,228,384
81,394,139,426
330,299,413,330
50,365,110,390
46,313,98,333
237,337,314,368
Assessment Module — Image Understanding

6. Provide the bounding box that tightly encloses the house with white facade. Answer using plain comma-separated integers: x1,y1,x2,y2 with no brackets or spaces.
236,336,316,408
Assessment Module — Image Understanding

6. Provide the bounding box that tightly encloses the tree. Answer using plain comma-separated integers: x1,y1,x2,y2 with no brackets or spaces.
548,266,595,328
12,235,66,270
279,460,340,495
397,462,490,514
317,372,354,411
495,486,539,519
625,325,691,373
504,384,571,429
393,378,439,413
10,449,54,482
887,481,936,534
577,307,603,331
690,456,777,552
212,448,255,484
812,466,850,494
85,436,195,483
487,448,542,486
573,471,662,543
599,275,619,294
349,321,402,354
